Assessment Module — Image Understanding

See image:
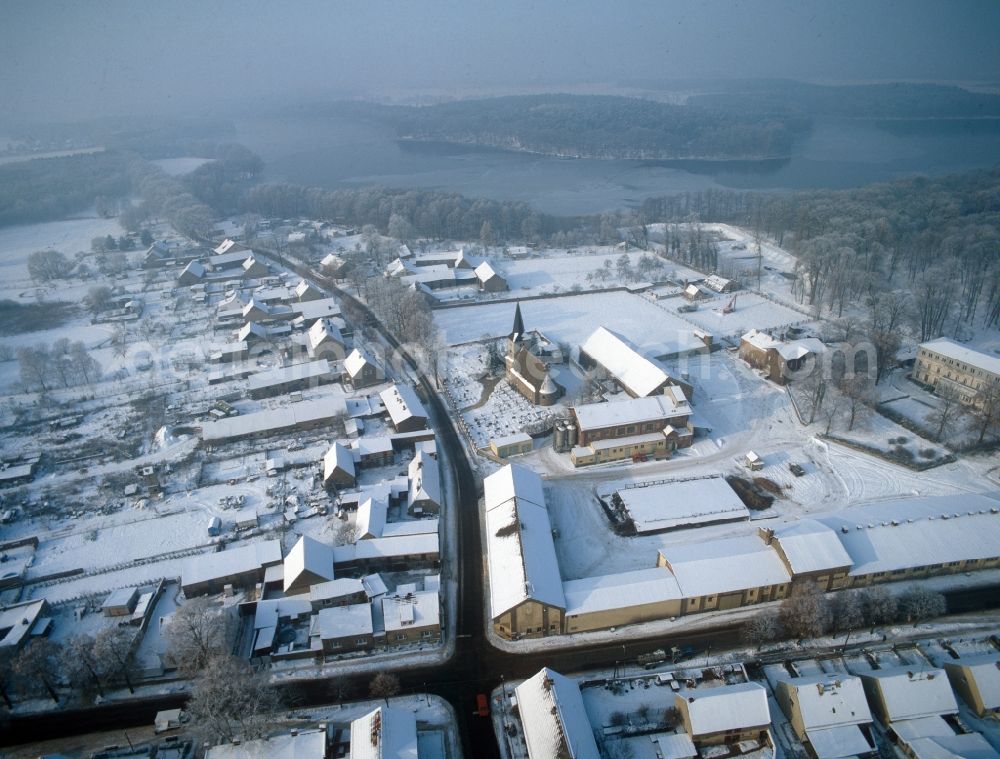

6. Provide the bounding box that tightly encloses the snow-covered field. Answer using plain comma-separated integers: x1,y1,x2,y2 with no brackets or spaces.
434,290,699,353
660,290,813,341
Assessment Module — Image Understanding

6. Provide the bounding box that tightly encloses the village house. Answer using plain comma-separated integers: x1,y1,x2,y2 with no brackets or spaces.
484,464,565,639
241,256,269,279
180,540,283,597
294,278,324,301
344,348,381,389
312,602,375,653
353,436,395,468
943,655,1000,717
348,707,419,759
249,596,313,659
213,238,251,256
774,675,876,759
381,590,441,646
356,497,388,540
332,533,440,574
704,273,739,293
675,681,772,747
515,668,600,759
579,325,693,399
283,535,335,595
308,578,367,610
505,304,563,406
306,318,345,360
379,383,428,432
322,442,356,488
320,252,349,277
739,329,824,385
913,337,1000,407
407,449,441,515
177,259,206,286
200,394,348,444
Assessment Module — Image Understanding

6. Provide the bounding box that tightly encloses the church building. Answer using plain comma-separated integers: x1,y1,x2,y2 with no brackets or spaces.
505,303,563,406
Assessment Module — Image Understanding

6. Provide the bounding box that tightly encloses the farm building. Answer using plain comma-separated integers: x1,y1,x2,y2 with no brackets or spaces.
579,326,692,399
704,274,738,293
246,359,335,399
200,395,348,443
484,464,564,639
181,540,283,596
474,260,508,291
610,477,750,534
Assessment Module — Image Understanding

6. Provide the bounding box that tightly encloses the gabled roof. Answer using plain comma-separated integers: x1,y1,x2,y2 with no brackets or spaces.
779,675,872,730
563,568,681,617
407,450,441,508
357,497,388,539
920,338,1000,376
484,465,564,616
580,326,671,397
861,667,958,721
474,260,502,282
379,384,428,428
770,520,854,575
680,681,770,737
573,393,691,432
348,706,418,759
515,668,600,759
483,463,546,512
946,655,1000,712
180,260,206,280
308,318,344,350
283,535,335,593
661,535,791,598
344,348,376,379
322,442,355,482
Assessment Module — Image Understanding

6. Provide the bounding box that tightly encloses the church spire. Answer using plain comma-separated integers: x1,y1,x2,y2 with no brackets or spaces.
510,302,525,340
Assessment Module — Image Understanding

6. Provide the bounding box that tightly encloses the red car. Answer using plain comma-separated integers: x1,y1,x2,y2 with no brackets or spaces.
475,693,490,717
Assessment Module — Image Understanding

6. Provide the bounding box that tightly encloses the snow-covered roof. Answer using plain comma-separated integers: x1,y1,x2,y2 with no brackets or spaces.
381,518,439,539
0,599,47,649
515,668,600,759
563,568,681,618
806,725,876,759
315,603,373,640
247,359,332,393
213,238,248,256
407,450,441,510
474,260,502,282
484,465,565,616
492,431,532,447
357,497,388,539
779,675,872,731
354,436,394,457
322,442,355,482
861,667,958,721
381,591,439,632
741,328,782,351
348,707,418,759
379,384,428,428
283,535,335,593
363,573,388,599
308,318,343,350
180,260,206,280
703,274,732,291
344,348,376,379
580,326,671,397
204,728,327,759
816,494,1000,577
919,338,1000,376
661,535,791,598
181,540,282,591
770,520,854,575
332,533,439,564
573,393,691,432
614,477,749,533
201,395,348,442
483,463,546,512
295,279,320,297
679,681,770,737
905,733,1000,759
309,577,364,603
292,297,342,321
946,655,1000,712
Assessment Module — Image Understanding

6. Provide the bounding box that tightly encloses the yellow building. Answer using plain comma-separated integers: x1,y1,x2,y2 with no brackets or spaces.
914,338,1000,407
943,655,1000,716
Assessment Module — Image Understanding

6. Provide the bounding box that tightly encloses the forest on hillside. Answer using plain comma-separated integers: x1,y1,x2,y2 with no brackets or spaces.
337,94,808,160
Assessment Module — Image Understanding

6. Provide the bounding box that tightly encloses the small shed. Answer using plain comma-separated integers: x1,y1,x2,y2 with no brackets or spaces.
154,708,184,733
745,451,764,471
101,587,139,617
491,432,533,459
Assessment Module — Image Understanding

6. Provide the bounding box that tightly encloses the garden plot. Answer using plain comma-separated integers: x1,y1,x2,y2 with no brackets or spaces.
434,290,698,353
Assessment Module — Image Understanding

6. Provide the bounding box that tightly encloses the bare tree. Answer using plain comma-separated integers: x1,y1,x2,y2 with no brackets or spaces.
186,655,281,743
165,598,235,676
83,285,113,316
27,250,70,282
71,342,101,385
968,382,1000,445
741,611,783,648
93,626,138,694
12,638,62,703
61,634,106,700
16,345,50,391
823,394,846,435
927,385,965,442
859,586,898,627
839,376,874,432
369,672,401,705
829,589,865,632
897,587,946,625
779,583,832,639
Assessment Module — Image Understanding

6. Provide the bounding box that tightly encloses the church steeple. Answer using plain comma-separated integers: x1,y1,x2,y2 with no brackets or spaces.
510,302,525,341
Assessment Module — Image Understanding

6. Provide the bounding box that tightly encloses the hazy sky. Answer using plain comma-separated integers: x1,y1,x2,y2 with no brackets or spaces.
4,0,1000,122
